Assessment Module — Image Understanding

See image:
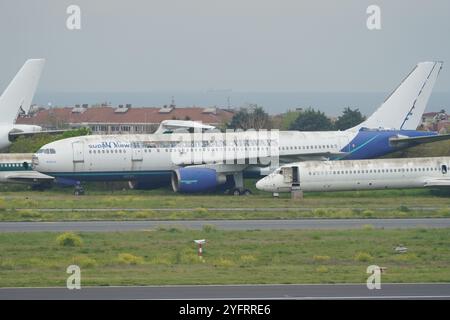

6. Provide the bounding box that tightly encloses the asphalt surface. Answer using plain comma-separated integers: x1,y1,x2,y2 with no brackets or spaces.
0,218,450,232
1,283,450,300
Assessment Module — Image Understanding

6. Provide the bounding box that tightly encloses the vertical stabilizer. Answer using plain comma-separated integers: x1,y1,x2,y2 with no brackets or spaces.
350,61,443,131
0,59,45,124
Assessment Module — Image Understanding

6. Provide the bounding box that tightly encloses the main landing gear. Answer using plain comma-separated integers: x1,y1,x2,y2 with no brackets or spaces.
227,172,252,196
229,188,252,196
74,182,85,196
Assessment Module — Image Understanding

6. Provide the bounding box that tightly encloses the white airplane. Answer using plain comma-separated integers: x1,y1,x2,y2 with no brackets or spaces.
0,153,54,186
0,59,46,150
255,157,450,193
32,61,449,195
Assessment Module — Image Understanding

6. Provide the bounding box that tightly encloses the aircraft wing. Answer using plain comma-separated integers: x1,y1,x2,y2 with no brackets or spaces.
3,171,54,184
183,163,248,174
154,120,216,134
280,151,349,162
8,129,68,140
389,133,450,148
424,179,450,188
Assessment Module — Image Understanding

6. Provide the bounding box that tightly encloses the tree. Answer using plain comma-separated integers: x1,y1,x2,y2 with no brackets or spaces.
289,108,333,131
8,128,91,153
334,107,366,130
228,105,271,130
280,110,301,130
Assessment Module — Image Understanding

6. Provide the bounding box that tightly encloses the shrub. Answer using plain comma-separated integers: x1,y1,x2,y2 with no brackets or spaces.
202,224,217,233
313,255,330,263
354,252,372,262
362,210,375,217
214,258,235,268
313,209,327,217
240,255,257,265
72,255,98,268
149,256,172,265
195,208,209,217
118,253,144,265
56,232,83,247
315,266,329,273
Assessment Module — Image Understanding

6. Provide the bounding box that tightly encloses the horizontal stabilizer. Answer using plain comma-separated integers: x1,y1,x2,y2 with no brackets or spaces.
424,179,450,188
389,133,450,148
4,171,54,184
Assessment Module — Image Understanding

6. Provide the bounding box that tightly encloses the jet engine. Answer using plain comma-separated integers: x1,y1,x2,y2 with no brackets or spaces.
171,168,227,193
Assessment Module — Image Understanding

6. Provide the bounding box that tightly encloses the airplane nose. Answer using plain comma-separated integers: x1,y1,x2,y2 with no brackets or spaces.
256,177,268,191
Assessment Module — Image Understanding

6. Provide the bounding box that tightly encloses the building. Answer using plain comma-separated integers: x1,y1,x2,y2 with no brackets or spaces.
420,110,450,133
16,104,235,134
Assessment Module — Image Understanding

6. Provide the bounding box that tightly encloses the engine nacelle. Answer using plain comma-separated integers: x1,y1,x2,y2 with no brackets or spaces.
171,168,226,193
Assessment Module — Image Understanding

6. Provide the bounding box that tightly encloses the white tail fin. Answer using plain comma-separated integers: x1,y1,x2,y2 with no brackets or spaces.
0,59,45,124
350,61,443,131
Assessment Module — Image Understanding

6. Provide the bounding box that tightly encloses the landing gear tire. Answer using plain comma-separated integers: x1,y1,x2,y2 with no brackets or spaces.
242,189,252,196
232,188,241,196
74,184,85,196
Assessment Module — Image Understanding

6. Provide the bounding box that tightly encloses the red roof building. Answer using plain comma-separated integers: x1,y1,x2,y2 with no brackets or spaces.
16,105,235,134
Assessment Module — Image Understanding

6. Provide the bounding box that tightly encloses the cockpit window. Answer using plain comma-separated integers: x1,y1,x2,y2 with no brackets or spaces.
36,148,56,154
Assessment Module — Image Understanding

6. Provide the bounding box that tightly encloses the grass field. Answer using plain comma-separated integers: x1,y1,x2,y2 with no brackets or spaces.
0,186,449,221
0,228,449,287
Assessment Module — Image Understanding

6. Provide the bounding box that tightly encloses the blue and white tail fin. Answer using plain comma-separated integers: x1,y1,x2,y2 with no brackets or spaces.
349,61,443,131
0,59,45,125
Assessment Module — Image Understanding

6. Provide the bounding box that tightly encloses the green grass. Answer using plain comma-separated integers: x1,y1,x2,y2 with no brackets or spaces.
0,228,449,287
0,187,449,221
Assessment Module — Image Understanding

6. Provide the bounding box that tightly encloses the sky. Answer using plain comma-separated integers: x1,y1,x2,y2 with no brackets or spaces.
0,0,449,94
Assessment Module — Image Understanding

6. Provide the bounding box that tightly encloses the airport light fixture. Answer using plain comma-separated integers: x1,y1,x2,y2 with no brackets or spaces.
194,239,206,258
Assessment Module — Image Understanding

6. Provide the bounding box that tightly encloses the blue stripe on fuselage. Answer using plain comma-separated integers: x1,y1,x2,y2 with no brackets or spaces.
40,170,173,182
338,129,437,160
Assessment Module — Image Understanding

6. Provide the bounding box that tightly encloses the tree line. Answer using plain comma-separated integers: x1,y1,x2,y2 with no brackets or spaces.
228,106,366,131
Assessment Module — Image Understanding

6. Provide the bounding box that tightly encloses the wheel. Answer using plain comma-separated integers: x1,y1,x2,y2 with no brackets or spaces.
232,188,241,196
242,189,252,196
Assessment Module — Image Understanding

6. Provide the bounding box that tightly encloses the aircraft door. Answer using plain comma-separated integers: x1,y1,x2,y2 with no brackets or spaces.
72,141,85,172
131,142,143,161
72,141,84,162
283,167,293,184
442,165,448,174
292,166,300,186
131,141,143,172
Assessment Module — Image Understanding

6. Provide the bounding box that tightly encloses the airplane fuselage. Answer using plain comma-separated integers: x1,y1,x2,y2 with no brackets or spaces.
32,129,438,183
256,157,450,193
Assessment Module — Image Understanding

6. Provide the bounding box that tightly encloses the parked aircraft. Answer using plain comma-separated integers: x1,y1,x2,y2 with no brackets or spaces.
0,59,46,150
32,61,449,195
255,157,450,193
0,153,53,186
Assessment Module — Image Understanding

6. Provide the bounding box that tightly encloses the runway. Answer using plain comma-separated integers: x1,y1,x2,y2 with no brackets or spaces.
1,283,450,300
0,218,450,232
0,218,449,232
